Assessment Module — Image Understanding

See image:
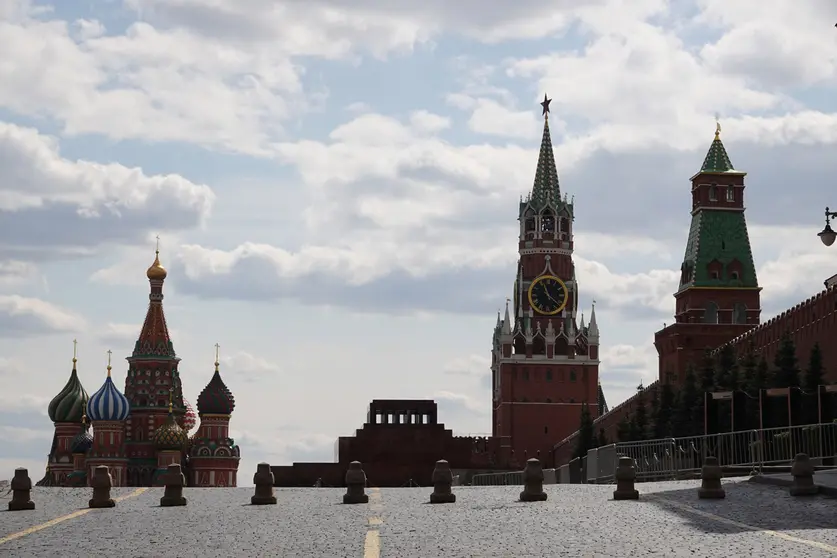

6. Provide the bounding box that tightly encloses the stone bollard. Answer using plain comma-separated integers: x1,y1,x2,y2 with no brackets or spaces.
789,453,818,496
430,460,456,504
89,465,115,508
160,463,187,507
613,457,639,500
251,462,277,505
8,468,35,511
698,456,725,499
519,458,547,502
343,461,369,504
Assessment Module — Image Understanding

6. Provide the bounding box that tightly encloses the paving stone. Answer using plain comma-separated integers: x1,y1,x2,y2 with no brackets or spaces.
1,480,836,557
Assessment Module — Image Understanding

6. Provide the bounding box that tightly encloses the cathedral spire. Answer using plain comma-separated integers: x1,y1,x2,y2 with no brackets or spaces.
529,94,561,209
132,242,176,359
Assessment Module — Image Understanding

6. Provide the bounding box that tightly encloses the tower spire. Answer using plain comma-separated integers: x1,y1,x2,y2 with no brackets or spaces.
133,242,176,359
529,94,561,208
700,118,734,173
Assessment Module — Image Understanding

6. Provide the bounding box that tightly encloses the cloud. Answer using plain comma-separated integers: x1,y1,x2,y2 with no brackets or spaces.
0,260,39,287
433,390,489,424
221,351,280,383
0,122,215,259
0,295,86,337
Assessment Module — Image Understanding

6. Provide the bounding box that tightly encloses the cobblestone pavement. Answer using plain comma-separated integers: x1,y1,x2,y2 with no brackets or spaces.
1,478,837,557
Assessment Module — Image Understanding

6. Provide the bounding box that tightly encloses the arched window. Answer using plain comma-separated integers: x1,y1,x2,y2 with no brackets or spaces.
569,370,577,382
733,303,747,324
704,302,719,324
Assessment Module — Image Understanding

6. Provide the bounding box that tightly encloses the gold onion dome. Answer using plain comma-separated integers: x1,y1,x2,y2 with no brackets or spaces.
153,406,189,451
146,249,167,281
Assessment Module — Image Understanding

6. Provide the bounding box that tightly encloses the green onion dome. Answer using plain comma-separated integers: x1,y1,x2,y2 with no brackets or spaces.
48,355,89,423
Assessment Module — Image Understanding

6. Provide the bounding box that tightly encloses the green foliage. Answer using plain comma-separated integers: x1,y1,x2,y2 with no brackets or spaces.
629,384,648,442
616,416,631,443
672,364,700,438
654,382,675,439
573,402,595,459
773,332,800,388
805,343,825,392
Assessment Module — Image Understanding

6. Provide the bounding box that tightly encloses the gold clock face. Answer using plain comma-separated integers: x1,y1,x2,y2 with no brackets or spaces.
527,275,569,315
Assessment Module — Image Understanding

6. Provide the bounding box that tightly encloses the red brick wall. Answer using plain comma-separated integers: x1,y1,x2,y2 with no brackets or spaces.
551,381,659,466
715,285,837,379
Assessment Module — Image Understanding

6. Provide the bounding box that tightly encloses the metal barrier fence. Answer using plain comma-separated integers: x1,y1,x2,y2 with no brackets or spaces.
469,422,837,486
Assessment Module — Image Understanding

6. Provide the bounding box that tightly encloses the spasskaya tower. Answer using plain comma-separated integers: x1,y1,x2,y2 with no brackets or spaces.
490,95,601,466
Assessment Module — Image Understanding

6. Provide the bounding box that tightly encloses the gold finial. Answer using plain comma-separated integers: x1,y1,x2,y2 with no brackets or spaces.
72,338,78,366
168,387,173,414
106,349,112,377
714,115,721,140
146,235,168,280
214,343,220,372
81,413,87,426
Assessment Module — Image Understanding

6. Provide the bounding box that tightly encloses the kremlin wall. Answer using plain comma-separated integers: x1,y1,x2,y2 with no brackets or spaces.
36,99,837,487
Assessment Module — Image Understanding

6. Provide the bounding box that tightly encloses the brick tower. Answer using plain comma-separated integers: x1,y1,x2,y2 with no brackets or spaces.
654,123,761,384
190,345,241,487
123,245,187,486
491,95,600,467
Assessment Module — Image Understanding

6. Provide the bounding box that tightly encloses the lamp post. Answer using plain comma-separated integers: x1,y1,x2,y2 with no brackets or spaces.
818,207,837,247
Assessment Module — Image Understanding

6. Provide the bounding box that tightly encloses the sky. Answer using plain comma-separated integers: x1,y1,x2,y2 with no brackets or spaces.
1,0,837,484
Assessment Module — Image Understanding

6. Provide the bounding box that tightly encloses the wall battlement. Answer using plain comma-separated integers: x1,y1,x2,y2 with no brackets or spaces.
551,380,660,465
713,284,837,366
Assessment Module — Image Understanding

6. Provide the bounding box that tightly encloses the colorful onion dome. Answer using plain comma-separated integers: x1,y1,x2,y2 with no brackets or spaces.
86,353,130,422
146,247,167,280
70,421,93,454
182,397,197,433
153,409,189,450
196,350,235,416
48,344,89,423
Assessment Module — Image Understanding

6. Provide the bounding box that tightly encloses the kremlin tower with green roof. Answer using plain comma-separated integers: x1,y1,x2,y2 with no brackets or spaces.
654,122,762,384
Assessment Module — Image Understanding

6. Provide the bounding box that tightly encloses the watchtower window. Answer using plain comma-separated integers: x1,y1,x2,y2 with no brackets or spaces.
731,271,739,280
726,186,734,201
546,370,553,381
541,210,555,233
703,302,719,324
710,271,719,280
733,303,747,324
709,186,717,201
569,370,577,382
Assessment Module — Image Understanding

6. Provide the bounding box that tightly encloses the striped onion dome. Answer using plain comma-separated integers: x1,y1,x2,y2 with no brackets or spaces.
86,368,130,422
48,361,89,423
182,397,197,433
153,409,189,450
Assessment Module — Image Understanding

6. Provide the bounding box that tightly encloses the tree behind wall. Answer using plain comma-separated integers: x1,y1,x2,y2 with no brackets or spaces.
672,365,700,438
629,384,648,441
804,343,825,424
573,402,595,459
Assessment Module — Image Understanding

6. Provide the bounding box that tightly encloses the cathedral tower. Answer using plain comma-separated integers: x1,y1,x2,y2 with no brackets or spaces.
123,243,187,486
654,123,761,383
490,95,600,466
45,341,89,485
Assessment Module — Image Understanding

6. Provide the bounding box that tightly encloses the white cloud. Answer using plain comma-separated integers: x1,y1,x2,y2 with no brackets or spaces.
0,295,86,336
0,122,214,257
0,260,39,287
221,351,279,382
443,354,490,377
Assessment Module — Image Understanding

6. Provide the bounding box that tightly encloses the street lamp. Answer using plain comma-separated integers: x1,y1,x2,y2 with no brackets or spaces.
818,207,837,247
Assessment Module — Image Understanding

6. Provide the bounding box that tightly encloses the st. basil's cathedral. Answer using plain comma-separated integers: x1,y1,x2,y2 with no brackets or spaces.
38,248,241,488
